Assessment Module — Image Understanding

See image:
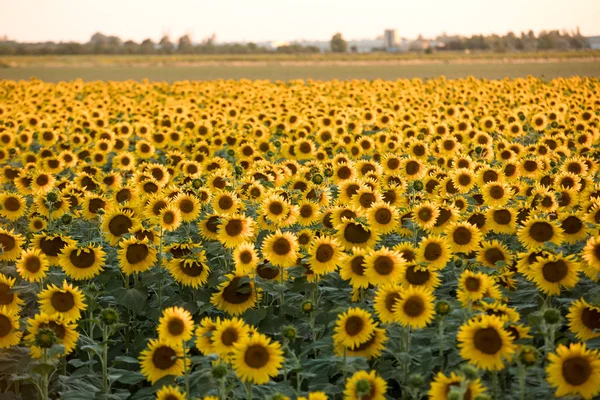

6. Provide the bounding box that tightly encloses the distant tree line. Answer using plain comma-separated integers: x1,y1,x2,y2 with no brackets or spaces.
0,30,592,56
433,29,590,52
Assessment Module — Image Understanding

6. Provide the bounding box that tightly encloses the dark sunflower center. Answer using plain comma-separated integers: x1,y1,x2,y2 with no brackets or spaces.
405,161,420,175
374,208,392,224
0,314,12,337
69,248,96,269
359,192,376,208
424,242,442,261
126,244,149,264
340,210,356,220
434,209,451,227
239,251,253,264
4,197,20,212
418,208,433,222
257,263,279,279
524,160,538,172
218,196,233,210
167,317,185,336
0,283,14,305
541,260,568,283
485,248,505,266
244,344,270,369
561,216,582,234
51,291,75,312
152,346,177,370
403,296,425,317
25,256,42,273
222,277,252,304
344,223,371,244
316,244,334,263
385,292,401,312
337,166,352,179
493,210,511,225
36,175,50,186
152,201,167,216
89,198,106,213
351,256,366,275
473,327,502,355
108,214,133,237
179,260,204,278
0,233,16,252
374,256,394,275
221,327,239,346
269,202,284,215
453,227,472,245
225,219,243,237
529,221,553,242
345,316,364,336
405,265,430,285
465,277,481,292
206,216,220,233
163,212,175,224
300,205,313,218
562,356,591,386
458,174,471,186
581,307,600,331
387,158,400,169
272,237,292,256
489,186,505,199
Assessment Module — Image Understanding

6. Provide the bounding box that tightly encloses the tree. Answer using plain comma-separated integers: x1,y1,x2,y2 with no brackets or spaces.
178,34,193,53
159,35,174,54
330,33,347,53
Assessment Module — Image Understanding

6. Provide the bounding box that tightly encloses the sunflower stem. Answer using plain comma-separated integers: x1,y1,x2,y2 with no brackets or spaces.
279,266,285,313
183,340,190,396
438,317,445,371
102,324,109,395
342,345,348,381
518,362,526,400
41,349,50,400
245,381,253,400
219,377,226,400
491,370,499,400
158,226,164,310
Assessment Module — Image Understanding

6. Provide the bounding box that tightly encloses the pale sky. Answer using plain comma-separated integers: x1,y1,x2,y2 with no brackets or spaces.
1,0,599,43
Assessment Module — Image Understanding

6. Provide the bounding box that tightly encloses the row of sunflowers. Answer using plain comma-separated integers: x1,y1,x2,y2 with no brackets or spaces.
0,76,599,399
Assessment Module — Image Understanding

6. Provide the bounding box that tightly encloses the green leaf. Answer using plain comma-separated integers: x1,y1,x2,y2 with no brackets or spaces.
115,286,147,313
32,363,55,376
114,355,139,365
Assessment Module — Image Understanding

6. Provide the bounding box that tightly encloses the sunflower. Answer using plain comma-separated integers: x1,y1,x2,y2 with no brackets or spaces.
480,302,521,323
218,214,255,249
0,307,21,349
232,332,284,385
393,286,435,329
416,236,452,270
31,171,56,194
546,342,600,399
458,270,492,303
166,256,210,288
336,326,388,360
261,230,299,268
297,200,320,226
428,372,486,400
195,316,220,355
567,298,600,341
366,201,398,234
333,307,376,348
212,317,250,360
159,204,182,232
155,385,186,400
308,235,343,276
412,202,439,231
527,253,580,295
559,212,587,244
102,208,136,246
16,249,49,283
517,217,564,250
486,207,517,234
476,240,512,269
212,191,242,215
38,281,86,322
582,236,600,280
118,237,158,275
0,192,27,220
343,370,387,400
198,214,221,241
233,242,260,275
457,315,515,371
339,248,369,289
25,313,79,358
0,274,23,314
0,228,24,262
158,306,194,346
481,182,513,207
335,220,379,251
80,194,108,220
446,222,482,254
399,262,441,291
364,247,405,285
211,274,259,316
139,338,188,384
59,244,106,280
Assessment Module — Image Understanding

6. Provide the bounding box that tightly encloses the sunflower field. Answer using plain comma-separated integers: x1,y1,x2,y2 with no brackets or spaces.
0,76,599,400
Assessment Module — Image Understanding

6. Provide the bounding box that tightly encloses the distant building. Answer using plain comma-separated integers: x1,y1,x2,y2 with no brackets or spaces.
588,36,600,50
384,29,398,49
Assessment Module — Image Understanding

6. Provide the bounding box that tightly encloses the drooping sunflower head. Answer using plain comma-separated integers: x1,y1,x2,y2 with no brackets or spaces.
211,274,258,316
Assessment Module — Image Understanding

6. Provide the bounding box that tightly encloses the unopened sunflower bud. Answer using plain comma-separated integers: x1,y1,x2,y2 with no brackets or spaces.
61,214,72,224
408,373,425,388
234,166,243,176
312,174,324,184
519,346,538,366
461,364,479,380
355,379,371,397
324,167,334,177
447,389,462,400
227,149,235,157
192,179,202,189
543,308,561,325
211,363,228,379
273,140,281,148
412,181,424,191
435,300,451,316
281,325,297,340
46,192,58,204
35,328,58,349
100,307,119,326
301,300,314,314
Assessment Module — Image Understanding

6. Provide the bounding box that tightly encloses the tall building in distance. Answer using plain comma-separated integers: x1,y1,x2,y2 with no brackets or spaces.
383,29,398,49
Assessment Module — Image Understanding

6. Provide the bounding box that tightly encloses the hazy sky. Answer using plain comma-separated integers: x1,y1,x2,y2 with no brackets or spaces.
1,0,599,43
